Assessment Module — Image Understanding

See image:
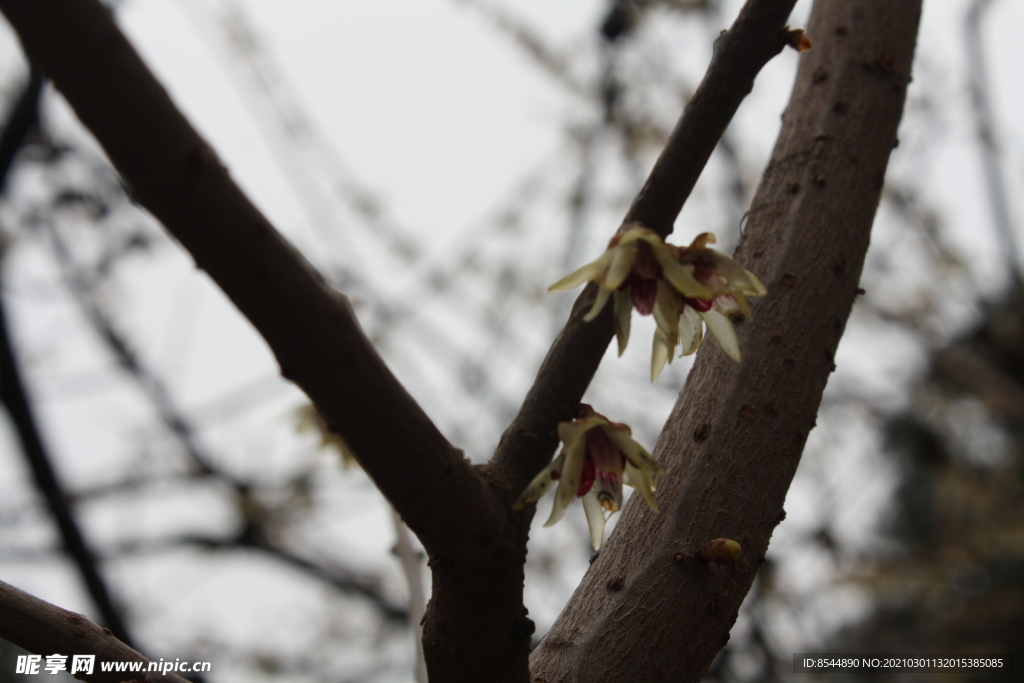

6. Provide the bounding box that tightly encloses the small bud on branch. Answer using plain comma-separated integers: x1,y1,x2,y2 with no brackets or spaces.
699,538,742,565
785,27,812,51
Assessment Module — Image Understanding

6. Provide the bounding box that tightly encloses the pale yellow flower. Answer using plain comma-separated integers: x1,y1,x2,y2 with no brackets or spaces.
650,232,767,380
549,224,713,355
513,404,663,550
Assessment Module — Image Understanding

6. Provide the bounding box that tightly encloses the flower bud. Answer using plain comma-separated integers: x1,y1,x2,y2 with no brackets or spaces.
701,538,742,565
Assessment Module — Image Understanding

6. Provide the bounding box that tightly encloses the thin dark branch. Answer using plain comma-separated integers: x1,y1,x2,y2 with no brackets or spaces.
0,269,136,648
0,0,504,560
42,187,428,621
0,69,135,647
620,0,798,235
492,0,800,490
0,579,190,683
0,68,41,184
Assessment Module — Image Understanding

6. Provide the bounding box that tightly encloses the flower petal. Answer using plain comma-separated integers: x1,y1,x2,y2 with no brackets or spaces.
700,309,741,361
742,269,768,296
705,250,767,299
730,290,752,318
513,452,563,510
617,225,659,246
651,327,675,381
658,256,714,299
544,490,573,527
678,305,704,356
688,232,716,251
583,285,613,322
605,241,639,291
613,288,632,356
604,427,664,476
624,462,660,513
558,416,602,448
653,279,681,339
548,251,613,291
545,434,587,527
581,491,608,550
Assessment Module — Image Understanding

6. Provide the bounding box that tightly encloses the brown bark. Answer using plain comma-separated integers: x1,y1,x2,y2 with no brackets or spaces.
529,0,922,681
0,0,504,563
0,0,914,680
0,0,805,680
0,579,189,683
434,2,799,680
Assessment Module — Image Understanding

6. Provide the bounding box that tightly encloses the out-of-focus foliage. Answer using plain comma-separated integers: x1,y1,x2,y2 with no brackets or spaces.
829,290,1024,681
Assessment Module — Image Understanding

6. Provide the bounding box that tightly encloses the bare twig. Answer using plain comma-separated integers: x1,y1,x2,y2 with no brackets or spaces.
41,210,410,619
0,69,135,647
0,579,189,683
0,0,504,561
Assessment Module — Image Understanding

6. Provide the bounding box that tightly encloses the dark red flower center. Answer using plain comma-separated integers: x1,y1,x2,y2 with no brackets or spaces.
630,277,657,314
634,242,659,279
577,460,595,496
628,242,660,315
693,257,715,284
682,296,712,312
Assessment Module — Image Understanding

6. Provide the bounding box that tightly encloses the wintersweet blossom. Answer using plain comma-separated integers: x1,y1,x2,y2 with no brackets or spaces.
513,404,664,550
650,232,767,380
548,224,713,355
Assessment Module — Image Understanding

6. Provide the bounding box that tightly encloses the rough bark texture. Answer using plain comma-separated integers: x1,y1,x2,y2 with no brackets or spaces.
0,0,504,564
422,522,533,683
0,0,919,681
529,0,922,681
0,580,189,683
0,0,804,680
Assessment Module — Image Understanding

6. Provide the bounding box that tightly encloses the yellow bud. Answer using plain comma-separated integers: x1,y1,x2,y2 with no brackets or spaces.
701,538,742,565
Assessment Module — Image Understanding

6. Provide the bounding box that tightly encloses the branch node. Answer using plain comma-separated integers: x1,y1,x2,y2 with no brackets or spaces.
511,617,536,642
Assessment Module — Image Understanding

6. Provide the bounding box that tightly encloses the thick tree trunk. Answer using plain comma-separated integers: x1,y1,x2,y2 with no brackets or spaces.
530,0,922,681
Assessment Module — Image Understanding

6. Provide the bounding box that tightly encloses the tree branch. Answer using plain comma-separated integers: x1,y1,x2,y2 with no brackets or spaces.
492,0,800,494
0,0,503,560
0,276,138,648
0,579,190,683
415,2,803,679
530,0,922,680
0,69,135,647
